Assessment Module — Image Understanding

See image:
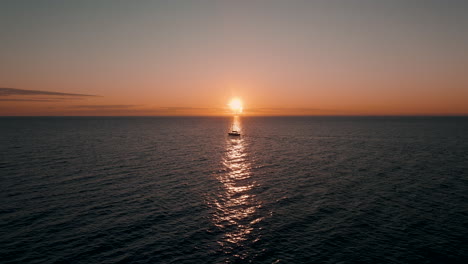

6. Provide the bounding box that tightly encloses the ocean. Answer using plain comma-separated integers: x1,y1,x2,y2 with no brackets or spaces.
1,116,467,263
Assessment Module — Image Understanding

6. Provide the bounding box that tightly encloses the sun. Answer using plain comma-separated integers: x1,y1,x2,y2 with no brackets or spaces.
228,98,243,114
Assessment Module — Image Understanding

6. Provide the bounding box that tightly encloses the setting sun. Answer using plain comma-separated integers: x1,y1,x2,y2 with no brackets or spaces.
228,98,243,114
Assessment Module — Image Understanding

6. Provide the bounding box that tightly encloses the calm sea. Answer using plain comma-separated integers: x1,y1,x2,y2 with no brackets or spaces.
1,116,467,263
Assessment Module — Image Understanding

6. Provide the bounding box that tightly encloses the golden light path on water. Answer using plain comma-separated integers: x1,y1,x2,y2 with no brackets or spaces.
211,116,264,259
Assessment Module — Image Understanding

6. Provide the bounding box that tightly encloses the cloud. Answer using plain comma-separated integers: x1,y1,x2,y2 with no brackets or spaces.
71,105,140,109
0,88,98,97
0,98,62,102
0,98,86,102
248,107,323,112
159,107,224,112
244,107,339,115
60,106,225,115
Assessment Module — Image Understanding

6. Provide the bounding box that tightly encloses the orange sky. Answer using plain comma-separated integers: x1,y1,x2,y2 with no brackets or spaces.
1,1,467,116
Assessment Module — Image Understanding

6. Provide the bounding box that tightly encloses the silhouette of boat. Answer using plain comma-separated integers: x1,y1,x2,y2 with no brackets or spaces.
228,124,241,136
228,130,241,136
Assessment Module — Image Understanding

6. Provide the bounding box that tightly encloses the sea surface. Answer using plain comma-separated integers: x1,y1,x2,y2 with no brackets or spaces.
1,116,467,263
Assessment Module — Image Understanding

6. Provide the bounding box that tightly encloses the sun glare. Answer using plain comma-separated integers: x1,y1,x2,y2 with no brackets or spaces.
228,98,243,114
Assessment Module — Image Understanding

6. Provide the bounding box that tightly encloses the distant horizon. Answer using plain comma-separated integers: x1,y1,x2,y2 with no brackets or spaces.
1,114,467,118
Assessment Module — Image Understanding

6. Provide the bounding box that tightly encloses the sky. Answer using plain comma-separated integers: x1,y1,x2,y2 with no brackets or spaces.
1,0,467,116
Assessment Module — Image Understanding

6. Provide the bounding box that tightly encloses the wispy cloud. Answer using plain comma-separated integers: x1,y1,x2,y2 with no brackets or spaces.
0,88,98,97
0,98,62,102
159,107,225,112
245,107,338,115
61,106,225,115
71,105,139,109
248,107,323,112
0,97,86,102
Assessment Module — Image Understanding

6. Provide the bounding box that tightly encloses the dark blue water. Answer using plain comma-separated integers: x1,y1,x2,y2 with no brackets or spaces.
1,116,467,263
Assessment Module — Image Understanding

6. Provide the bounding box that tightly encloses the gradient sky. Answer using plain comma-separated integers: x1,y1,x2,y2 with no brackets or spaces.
1,0,467,116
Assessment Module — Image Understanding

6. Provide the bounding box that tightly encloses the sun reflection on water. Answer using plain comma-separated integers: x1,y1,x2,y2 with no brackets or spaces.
211,116,264,258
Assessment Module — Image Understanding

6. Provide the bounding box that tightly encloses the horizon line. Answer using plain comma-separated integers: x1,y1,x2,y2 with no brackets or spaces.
1,114,467,118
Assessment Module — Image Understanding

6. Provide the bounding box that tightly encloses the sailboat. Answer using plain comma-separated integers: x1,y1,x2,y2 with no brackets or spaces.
227,99,242,136
228,124,241,136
